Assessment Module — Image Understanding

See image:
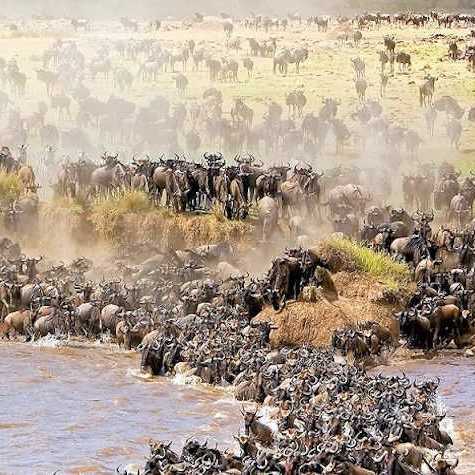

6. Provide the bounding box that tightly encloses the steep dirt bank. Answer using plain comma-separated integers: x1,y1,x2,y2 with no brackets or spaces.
256,238,414,348
256,271,409,347
38,196,254,252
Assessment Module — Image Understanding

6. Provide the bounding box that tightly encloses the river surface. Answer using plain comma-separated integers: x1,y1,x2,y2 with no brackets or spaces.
0,342,241,475
1,344,475,474
377,355,475,474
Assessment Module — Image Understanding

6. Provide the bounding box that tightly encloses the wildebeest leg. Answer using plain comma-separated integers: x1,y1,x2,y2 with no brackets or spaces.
432,323,440,349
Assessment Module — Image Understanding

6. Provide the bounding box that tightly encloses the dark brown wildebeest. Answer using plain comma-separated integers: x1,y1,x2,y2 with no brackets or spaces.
425,106,437,136
352,57,365,79
380,73,389,97
50,94,71,120
419,76,437,107
353,30,363,47
243,58,254,78
446,119,462,149
223,21,233,38
396,52,411,72
449,41,459,61
71,18,90,32
378,50,389,73
355,78,367,103
384,36,396,53
286,90,306,118
174,74,188,96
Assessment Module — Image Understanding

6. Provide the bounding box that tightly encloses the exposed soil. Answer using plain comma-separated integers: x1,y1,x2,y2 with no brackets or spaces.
256,270,408,347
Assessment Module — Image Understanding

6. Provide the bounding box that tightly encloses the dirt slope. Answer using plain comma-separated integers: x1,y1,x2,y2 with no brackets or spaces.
256,271,407,348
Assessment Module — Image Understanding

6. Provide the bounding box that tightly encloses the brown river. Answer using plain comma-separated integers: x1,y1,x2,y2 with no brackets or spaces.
0,342,241,475
1,343,474,474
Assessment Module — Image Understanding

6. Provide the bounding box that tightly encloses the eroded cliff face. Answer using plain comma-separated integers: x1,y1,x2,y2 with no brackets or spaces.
255,270,406,348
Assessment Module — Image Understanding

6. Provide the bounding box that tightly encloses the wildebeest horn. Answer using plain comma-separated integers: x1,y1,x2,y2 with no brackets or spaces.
412,210,422,220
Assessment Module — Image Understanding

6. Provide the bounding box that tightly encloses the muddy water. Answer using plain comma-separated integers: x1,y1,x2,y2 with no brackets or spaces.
378,355,475,474
1,344,475,475
0,343,240,475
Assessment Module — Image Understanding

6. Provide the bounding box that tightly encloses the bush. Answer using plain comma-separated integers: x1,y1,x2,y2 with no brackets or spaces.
90,189,153,241
0,170,23,205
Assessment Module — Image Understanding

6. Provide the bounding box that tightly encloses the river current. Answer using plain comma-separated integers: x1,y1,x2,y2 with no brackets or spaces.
0,342,240,474
1,343,474,474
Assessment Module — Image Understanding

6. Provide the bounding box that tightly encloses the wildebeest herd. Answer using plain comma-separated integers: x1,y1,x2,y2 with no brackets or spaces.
1,8,475,170
0,231,462,474
2,8,475,474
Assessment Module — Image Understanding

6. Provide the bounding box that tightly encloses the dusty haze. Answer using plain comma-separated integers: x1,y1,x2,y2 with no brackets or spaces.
2,0,474,19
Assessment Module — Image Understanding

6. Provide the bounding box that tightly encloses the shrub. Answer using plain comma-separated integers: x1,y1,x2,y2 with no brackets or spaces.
0,170,23,205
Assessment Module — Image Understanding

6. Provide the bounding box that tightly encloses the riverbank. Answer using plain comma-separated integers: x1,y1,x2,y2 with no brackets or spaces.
39,191,255,250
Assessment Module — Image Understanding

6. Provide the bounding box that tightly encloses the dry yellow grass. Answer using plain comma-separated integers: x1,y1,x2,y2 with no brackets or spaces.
0,171,23,205
316,237,411,289
88,188,254,246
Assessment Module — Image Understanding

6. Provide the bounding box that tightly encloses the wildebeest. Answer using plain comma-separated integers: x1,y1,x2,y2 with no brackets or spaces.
419,76,437,107
446,119,462,149
257,196,279,241
352,57,366,79
384,36,396,53
326,184,372,217
242,407,273,447
174,73,188,95
355,78,367,102
396,52,411,72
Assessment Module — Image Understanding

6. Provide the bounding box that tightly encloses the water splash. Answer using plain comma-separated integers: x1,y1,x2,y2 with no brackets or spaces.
32,334,66,347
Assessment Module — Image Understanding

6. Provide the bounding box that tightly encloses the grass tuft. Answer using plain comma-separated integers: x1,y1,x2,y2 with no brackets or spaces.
324,237,411,288
455,156,475,176
0,170,24,205
88,188,254,246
